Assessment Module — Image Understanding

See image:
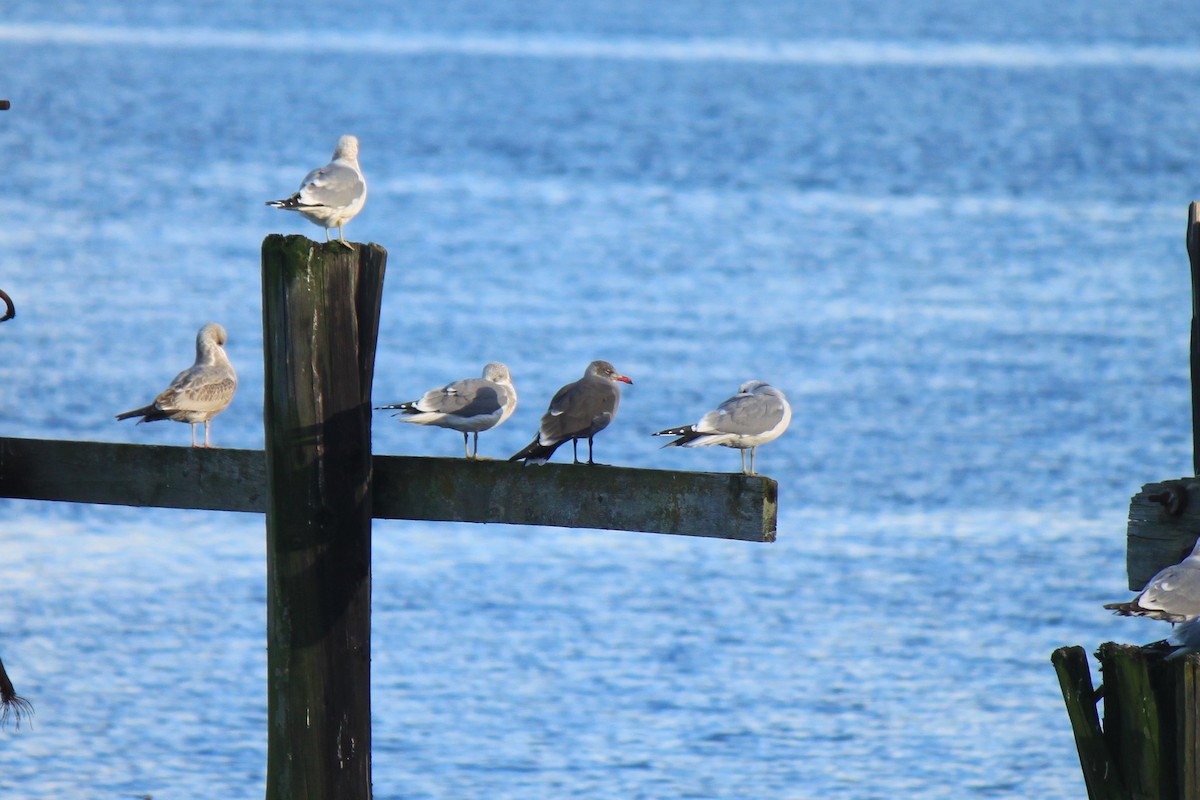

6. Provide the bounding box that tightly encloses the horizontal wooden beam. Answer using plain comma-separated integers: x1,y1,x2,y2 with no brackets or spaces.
0,436,267,513
0,437,777,542
372,455,776,540
1126,478,1200,590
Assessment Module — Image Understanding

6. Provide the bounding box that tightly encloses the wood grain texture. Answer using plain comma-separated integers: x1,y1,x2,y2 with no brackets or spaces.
1097,643,1173,800
0,439,778,541
1176,654,1200,800
261,235,384,800
1126,479,1200,591
1050,646,1125,800
1053,643,1200,800
0,437,266,512
373,456,777,541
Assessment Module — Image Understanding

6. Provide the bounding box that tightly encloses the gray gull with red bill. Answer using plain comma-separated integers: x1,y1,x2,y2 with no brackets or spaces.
116,322,237,448
652,380,791,476
266,134,367,248
375,361,517,460
510,360,632,465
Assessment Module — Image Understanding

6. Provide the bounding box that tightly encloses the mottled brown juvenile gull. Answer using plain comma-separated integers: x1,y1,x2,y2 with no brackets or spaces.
266,134,367,247
1105,536,1200,660
653,380,791,476
116,322,237,448
510,360,632,465
375,361,517,460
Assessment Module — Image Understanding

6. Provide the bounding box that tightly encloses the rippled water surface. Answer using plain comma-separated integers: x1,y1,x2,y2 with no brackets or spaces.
3,3,1200,798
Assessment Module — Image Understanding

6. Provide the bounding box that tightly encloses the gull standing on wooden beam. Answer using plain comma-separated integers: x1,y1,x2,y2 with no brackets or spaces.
1104,536,1200,660
116,323,238,448
266,134,367,248
653,380,791,476
375,361,518,460
510,360,632,465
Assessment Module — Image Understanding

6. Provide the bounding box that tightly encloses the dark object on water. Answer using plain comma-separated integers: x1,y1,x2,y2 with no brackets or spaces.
0,289,13,322
0,654,33,730
0,100,9,110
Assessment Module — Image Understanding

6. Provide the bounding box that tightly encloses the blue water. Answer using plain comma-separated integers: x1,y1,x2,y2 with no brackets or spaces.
3,3,1200,798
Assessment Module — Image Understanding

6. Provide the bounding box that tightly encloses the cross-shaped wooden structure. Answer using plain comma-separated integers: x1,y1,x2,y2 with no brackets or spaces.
0,235,778,799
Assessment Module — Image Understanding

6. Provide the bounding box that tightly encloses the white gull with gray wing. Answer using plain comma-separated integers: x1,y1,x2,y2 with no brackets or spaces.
1105,536,1200,660
266,134,367,246
653,380,791,475
376,362,517,459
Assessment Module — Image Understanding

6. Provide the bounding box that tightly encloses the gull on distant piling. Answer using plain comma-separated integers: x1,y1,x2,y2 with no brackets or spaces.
375,362,518,460
116,323,237,448
266,134,367,248
1105,536,1200,660
652,380,791,476
509,360,632,465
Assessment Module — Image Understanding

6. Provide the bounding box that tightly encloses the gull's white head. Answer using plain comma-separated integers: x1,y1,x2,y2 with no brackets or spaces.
333,135,360,161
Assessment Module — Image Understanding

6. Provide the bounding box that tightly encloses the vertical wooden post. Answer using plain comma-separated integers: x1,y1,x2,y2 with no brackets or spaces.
1097,643,1174,799
261,235,387,800
1176,655,1200,799
1187,202,1200,476
1051,646,1124,800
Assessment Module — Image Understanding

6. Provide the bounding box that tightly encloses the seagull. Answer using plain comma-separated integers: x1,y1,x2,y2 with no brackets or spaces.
116,323,238,448
266,134,367,248
509,360,632,465
375,362,518,460
653,380,791,476
1105,536,1200,660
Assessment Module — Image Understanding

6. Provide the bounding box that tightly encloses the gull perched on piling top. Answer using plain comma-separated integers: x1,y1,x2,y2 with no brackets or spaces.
375,362,518,460
653,380,791,476
116,323,237,448
266,134,367,247
510,360,632,466
1105,536,1200,660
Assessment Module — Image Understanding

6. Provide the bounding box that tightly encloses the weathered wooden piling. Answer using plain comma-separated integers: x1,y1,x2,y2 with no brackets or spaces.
1053,644,1200,800
1051,646,1123,800
1125,479,1198,592
1055,202,1200,798
261,234,386,800
1188,201,1200,476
